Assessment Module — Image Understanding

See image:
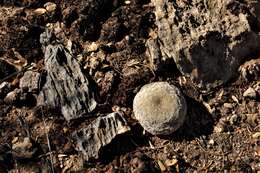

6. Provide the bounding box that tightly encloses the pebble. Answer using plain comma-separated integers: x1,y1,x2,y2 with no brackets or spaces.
133,82,187,135
243,87,257,99
44,2,57,12
252,132,260,139
33,8,47,15
12,137,37,159
223,103,233,109
208,139,215,145
229,114,239,125
4,89,20,104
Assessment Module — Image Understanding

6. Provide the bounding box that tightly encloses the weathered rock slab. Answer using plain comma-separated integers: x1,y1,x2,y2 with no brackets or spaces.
19,71,40,92
37,44,97,121
148,0,260,91
73,112,130,161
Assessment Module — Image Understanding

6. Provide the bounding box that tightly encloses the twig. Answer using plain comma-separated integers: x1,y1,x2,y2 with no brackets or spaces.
0,64,32,85
40,105,55,173
38,71,55,173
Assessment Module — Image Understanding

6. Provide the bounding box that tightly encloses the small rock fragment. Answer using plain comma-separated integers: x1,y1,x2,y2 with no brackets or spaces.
165,158,178,167
73,112,130,161
33,8,47,15
44,2,57,13
4,89,20,104
133,82,187,135
243,87,257,99
0,82,12,99
37,44,97,121
19,71,40,92
252,132,260,139
229,114,240,125
208,139,215,145
12,137,37,159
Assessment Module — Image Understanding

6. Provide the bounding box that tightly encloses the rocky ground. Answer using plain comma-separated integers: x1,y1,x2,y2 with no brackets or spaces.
0,0,259,172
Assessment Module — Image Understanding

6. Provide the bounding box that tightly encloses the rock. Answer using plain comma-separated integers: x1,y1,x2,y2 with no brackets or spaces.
33,8,47,15
252,132,260,139
0,82,12,99
4,89,21,104
229,114,240,125
37,44,97,121
0,59,17,80
148,0,260,91
239,58,260,81
19,71,41,93
44,2,57,13
243,87,257,99
4,88,35,106
72,112,130,161
12,137,37,159
133,82,187,135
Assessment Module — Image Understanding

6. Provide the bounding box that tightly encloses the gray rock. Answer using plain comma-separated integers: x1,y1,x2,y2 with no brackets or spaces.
133,82,187,135
37,44,97,121
148,0,260,91
19,71,40,92
73,112,130,161
0,82,12,99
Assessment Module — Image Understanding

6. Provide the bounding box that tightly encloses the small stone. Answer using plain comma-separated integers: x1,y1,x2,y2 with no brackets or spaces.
157,160,167,171
44,2,57,12
229,114,239,125
243,87,257,99
252,132,260,139
133,82,187,135
165,159,178,167
223,103,233,109
12,137,37,159
33,8,47,15
0,82,12,99
19,71,41,92
125,0,131,5
4,89,20,104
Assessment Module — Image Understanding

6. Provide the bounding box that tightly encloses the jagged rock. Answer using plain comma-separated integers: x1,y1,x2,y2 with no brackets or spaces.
37,44,97,121
73,112,130,161
19,71,40,92
148,0,260,91
133,82,187,135
0,82,12,99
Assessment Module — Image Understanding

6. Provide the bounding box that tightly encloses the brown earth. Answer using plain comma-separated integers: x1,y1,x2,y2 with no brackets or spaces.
0,0,259,173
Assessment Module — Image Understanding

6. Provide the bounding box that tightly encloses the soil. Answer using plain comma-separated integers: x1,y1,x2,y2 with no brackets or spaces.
0,0,259,173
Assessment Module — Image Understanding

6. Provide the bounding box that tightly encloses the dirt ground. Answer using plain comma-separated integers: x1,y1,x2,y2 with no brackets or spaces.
0,0,259,173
